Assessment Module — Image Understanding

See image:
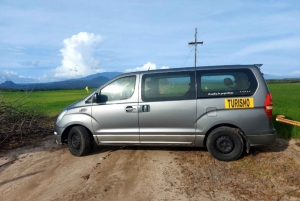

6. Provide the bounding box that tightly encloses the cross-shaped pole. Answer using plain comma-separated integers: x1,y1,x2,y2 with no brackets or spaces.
188,28,203,67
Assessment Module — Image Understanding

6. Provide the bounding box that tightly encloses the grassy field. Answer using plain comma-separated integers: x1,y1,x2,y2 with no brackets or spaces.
1,83,299,138
268,83,300,138
1,89,93,117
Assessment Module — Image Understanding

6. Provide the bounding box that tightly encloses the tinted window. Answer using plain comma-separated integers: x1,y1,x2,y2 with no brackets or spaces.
141,71,195,102
197,69,257,98
101,76,136,102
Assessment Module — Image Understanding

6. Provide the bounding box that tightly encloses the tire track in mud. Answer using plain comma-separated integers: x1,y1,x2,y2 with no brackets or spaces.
63,147,189,201
0,142,189,201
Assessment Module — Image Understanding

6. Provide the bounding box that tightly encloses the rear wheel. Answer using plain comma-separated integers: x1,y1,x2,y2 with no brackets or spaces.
207,127,244,161
68,126,93,156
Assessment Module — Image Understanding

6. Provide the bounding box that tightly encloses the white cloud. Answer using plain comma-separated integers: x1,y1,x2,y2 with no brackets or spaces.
125,62,169,72
19,61,39,67
1,70,18,83
292,70,300,75
2,70,18,77
0,70,39,83
232,37,300,57
52,32,104,79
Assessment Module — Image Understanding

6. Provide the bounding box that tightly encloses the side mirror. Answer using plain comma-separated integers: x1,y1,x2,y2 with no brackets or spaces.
100,94,108,102
93,93,108,103
93,93,99,103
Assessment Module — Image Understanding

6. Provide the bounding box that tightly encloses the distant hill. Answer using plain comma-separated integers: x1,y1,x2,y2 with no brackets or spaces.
0,72,123,90
0,81,18,87
0,75,110,90
79,72,121,80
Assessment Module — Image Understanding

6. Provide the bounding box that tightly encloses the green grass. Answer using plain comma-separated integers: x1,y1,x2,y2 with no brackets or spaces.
268,83,300,138
0,89,93,117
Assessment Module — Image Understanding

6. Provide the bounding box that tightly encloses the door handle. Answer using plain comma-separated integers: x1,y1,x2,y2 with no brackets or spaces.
125,106,137,113
126,106,133,112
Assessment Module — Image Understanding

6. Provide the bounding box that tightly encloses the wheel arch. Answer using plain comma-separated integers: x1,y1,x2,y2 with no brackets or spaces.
204,123,249,150
61,124,94,144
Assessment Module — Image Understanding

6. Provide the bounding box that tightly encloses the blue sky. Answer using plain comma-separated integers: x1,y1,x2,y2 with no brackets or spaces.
0,0,299,83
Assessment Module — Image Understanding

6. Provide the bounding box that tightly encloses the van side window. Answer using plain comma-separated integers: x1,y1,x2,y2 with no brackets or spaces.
141,72,195,102
197,69,257,98
100,76,136,102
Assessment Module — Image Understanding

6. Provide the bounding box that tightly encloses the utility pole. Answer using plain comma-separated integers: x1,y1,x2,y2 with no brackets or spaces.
188,28,203,67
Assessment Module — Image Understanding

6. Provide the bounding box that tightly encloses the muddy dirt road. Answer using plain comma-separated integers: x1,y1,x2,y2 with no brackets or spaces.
1,137,300,201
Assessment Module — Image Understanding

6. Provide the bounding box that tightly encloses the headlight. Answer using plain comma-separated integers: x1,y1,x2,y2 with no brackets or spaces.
56,109,68,124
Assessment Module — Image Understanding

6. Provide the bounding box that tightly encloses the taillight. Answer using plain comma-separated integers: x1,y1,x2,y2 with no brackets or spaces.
264,93,273,120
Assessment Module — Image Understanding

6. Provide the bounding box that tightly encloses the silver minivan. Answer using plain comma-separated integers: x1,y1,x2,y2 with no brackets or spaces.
54,64,276,161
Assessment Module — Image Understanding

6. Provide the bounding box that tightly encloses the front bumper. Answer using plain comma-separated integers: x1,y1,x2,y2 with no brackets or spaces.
54,125,65,144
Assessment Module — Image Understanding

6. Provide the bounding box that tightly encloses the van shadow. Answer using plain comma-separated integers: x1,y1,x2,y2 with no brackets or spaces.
90,138,292,160
90,142,292,163
90,144,207,156
247,138,289,157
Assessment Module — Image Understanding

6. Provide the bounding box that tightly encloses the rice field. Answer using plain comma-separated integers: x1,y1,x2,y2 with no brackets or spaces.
0,89,94,117
268,83,300,138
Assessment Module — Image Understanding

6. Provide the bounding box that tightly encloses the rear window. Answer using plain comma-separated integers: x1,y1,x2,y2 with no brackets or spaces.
197,69,258,98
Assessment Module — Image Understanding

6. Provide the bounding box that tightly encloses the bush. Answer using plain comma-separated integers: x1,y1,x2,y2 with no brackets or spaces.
0,91,54,149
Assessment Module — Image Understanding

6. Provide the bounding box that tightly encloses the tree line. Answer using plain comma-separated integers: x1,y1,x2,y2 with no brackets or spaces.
266,78,300,84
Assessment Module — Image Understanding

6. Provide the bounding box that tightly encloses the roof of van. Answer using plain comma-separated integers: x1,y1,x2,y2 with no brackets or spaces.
121,64,263,76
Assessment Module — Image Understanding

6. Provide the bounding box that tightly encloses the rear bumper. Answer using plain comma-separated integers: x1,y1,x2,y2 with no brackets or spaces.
246,130,277,146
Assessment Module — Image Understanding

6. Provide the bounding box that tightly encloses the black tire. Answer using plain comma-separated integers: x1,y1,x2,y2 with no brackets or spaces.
68,126,93,156
206,127,244,161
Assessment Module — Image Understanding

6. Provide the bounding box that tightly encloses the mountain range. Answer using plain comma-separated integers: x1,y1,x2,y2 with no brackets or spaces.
0,72,121,90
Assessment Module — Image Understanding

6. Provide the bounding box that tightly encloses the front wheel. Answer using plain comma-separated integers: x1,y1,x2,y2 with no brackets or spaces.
68,126,93,156
206,127,244,161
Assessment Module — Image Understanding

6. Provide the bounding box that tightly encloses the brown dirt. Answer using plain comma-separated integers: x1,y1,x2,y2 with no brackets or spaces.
1,137,300,201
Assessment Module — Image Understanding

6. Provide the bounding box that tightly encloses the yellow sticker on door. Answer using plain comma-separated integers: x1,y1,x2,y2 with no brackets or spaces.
225,98,254,109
